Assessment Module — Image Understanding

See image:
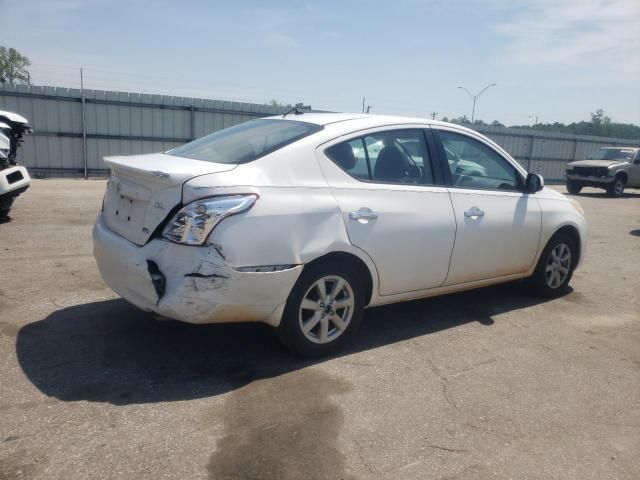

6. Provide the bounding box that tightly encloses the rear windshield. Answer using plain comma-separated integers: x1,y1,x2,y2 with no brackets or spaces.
167,119,323,164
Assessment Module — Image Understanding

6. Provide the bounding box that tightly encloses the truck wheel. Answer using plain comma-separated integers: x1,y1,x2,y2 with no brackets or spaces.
605,176,625,197
277,261,364,357
566,180,583,194
527,232,576,298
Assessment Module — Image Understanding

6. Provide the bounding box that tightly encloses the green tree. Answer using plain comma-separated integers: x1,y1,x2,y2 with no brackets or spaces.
0,47,31,84
590,109,611,126
510,109,639,140
449,115,470,125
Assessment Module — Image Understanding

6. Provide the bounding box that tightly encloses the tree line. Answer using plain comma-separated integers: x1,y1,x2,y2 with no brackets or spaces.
443,109,640,140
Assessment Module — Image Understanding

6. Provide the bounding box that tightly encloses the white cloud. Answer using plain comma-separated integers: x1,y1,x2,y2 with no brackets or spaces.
264,32,300,49
493,0,640,86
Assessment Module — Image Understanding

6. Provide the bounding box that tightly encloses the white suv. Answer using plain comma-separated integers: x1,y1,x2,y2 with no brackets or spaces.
93,113,588,356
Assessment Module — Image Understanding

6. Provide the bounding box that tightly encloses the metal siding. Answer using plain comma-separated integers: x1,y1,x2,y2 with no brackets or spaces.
2,84,637,178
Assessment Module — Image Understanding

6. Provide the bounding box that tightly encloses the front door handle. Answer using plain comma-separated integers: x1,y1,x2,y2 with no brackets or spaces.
464,207,485,218
349,210,379,221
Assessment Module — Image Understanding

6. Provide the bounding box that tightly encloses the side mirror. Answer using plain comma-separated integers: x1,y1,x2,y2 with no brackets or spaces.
525,173,544,193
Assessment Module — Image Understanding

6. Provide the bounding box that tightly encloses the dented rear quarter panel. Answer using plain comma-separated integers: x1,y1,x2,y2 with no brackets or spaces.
182,137,382,302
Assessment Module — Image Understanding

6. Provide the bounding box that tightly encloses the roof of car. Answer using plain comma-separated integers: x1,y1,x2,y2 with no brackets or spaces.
268,112,368,125
266,112,474,132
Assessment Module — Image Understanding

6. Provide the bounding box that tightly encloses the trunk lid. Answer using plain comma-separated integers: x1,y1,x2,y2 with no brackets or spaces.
103,153,236,245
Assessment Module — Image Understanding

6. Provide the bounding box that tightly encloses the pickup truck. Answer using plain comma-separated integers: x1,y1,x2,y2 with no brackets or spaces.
566,147,640,197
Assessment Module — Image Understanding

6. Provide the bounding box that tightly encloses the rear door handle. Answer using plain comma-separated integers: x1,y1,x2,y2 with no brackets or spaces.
464,207,485,218
349,210,379,220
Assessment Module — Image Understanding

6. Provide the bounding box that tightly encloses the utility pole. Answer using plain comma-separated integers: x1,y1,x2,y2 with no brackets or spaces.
80,68,88,180
529,115,538,126
430,112,438,120
362,97,365,114
457,83,496,123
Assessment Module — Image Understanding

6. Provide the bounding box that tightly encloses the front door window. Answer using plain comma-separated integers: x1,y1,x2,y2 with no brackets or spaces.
438,130,521,191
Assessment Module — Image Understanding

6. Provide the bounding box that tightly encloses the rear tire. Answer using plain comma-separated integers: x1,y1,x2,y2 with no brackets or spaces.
528,232,577,298
277,261,364,357
605,176,625,197
566,180,583,194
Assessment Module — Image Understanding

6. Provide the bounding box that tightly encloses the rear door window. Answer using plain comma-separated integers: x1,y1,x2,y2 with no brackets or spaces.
326,129,435,185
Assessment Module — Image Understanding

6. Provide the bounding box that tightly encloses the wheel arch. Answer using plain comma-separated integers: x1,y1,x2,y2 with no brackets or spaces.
302,251,375,306
551,224,582,267
614,170,628,183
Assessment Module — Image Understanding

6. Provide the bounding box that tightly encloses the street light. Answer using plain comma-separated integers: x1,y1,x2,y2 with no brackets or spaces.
457,83,496,123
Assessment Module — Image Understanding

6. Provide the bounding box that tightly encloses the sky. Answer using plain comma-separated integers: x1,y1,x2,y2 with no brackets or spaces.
1,0,639,125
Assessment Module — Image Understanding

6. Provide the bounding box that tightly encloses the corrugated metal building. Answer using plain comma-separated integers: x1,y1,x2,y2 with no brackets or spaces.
1,83,638,181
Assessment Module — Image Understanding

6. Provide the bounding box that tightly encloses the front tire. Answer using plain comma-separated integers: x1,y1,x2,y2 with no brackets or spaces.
606,176,625,197
277,262,364,357
528,232,576,298
566,180,583,194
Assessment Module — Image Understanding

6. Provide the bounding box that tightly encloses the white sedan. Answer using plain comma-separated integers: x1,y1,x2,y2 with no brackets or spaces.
93,113,588,356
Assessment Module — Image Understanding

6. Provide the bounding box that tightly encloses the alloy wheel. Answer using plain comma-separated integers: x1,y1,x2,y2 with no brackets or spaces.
298,275,355,344
545,243,571,289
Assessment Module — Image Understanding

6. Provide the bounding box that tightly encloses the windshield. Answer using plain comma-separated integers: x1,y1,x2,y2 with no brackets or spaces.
588,148,635,161
167,119,323,164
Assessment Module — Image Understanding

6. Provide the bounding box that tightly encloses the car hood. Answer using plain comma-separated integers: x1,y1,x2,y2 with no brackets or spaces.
568,159,624,168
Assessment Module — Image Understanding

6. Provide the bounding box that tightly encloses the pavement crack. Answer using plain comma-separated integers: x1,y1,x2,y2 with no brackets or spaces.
465,422,505,438
351,435,375,475
425,444,467,454
426,356,460,411
449,357,498,378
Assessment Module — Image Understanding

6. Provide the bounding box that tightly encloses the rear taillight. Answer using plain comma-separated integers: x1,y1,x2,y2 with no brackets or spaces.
162,194,257,245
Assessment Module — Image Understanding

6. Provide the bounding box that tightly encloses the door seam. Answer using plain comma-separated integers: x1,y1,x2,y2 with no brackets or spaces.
440,187,458,287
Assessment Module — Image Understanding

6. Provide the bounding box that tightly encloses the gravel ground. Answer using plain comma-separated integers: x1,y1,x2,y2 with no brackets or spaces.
1,179,639,480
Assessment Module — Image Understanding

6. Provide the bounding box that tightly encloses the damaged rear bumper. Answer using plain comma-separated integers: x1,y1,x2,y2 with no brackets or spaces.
92,215,302,326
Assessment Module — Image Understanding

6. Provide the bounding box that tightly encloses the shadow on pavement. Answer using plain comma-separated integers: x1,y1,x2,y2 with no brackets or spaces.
16,282,566,405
